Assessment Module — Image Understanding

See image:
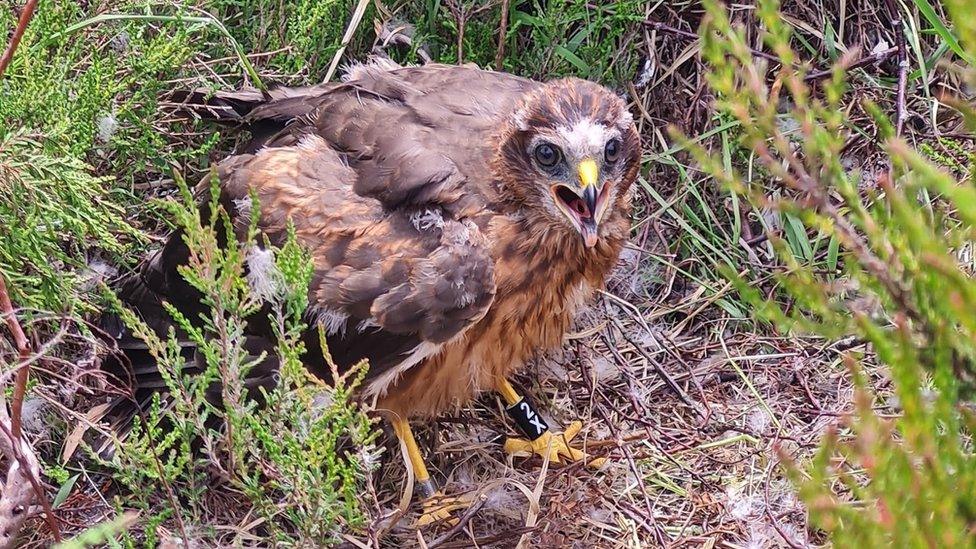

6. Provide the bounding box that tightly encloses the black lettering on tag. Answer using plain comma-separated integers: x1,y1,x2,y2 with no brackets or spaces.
506,397,550,440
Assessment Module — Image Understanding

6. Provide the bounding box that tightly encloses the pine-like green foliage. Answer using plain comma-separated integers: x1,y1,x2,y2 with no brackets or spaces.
0,0,375,313
689,0,976,545
0,0,218,311
105,174,376,545
0,131,142,311
0,1,214,178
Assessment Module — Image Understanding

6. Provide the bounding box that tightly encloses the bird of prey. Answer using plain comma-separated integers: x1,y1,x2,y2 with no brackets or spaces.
107,60,640,525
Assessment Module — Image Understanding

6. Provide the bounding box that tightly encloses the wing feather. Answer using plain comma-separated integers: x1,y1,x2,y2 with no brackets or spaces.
215,135,496,380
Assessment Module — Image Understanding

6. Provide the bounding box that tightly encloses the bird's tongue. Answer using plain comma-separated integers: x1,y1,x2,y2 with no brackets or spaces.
570,198,592,220
570,197,597,247
580,218,598,248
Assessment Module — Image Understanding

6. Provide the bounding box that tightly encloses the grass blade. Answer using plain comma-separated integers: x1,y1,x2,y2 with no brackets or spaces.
910,0,975,64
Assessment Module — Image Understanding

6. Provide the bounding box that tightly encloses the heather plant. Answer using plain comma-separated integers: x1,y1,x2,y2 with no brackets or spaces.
0,0,215,313
688,0,976,544
0,131,143,312
104,174,376,545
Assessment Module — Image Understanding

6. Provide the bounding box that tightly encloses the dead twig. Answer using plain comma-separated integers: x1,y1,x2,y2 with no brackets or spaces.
804,46,897,81
643,15,898,85
0,287,29,442
884,0,908,136
577,342,669,546
606,312,696,410
445,0,497,65
641,18,781,63
494,0,510,70
428,493,488,548
764,457,803,549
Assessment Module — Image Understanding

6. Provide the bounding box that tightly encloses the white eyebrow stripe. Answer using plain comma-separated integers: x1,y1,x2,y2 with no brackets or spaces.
556,120,619,158
616,109,634,130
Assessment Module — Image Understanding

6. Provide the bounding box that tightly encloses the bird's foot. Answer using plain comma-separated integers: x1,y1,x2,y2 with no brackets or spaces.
503,420,607,468
417,491,472,527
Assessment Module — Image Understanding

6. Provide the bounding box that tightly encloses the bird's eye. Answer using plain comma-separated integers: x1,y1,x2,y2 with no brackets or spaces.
534,143,561,168
605,139,621,163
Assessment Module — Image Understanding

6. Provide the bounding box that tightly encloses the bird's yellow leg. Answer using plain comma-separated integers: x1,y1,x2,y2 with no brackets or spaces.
496,379,607,469
390,417,470,526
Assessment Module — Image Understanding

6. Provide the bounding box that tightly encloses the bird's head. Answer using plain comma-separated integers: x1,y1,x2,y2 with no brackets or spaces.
497,78,640,248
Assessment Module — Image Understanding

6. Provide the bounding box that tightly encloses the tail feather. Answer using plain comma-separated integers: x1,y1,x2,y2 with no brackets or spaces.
93,239,281,459
94,325,281,458
163,56,404,126
164,83,338,151
164,84,328,122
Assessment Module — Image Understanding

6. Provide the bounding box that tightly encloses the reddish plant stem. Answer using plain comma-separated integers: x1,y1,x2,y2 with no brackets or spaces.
0,0,39,80
0,274,62,542
0,276,28,441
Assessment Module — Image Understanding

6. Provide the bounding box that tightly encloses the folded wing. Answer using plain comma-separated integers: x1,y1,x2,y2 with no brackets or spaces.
123,135,495,388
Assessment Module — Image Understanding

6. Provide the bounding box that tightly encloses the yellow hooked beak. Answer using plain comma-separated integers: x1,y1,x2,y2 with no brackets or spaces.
577,158,600,248
578,158,599,190
551,157,606,249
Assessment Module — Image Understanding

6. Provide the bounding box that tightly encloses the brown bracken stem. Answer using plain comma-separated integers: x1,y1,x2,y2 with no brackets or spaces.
0,0,39,80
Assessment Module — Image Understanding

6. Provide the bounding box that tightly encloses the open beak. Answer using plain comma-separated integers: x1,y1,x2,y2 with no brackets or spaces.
550,158,607,248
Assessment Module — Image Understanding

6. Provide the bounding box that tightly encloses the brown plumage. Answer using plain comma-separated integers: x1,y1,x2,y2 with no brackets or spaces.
108,61,640,427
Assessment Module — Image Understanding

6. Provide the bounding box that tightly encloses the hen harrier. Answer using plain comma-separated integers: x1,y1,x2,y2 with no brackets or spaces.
108,60,641,524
